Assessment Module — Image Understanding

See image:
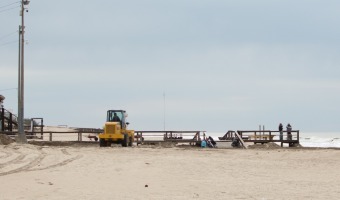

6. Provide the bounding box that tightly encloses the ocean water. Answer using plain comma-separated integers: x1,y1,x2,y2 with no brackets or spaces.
298,132,340,148
206,132,340,148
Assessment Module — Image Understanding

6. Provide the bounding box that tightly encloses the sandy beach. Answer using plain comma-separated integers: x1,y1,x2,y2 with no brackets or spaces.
1,140,340,200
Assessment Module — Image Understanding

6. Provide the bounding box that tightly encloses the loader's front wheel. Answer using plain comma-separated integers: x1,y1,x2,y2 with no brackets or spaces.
122,134,128,147
128,137,133,146
99,139,107,147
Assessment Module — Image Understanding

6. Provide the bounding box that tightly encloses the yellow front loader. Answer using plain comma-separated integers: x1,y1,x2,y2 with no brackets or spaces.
98,110,134,147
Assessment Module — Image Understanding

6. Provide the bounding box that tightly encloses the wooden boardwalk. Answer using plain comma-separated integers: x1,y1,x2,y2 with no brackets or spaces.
2,125,300,148
219,130,300,147
134,131,204,146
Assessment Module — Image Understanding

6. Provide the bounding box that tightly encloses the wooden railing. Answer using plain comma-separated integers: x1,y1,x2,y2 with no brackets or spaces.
0,129,102,142
237,130,300,147
134,131,205,146
237,130,299,140
1,107,18,131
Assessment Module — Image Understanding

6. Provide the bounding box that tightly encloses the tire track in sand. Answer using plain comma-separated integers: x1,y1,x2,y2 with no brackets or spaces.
0,151,12,159
0,151,47,176
61,148,71,155
0,147,83,176
0,154,26,169
28,154,83,171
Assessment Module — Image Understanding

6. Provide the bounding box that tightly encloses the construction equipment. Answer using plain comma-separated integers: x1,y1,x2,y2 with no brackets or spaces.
98,110,134,147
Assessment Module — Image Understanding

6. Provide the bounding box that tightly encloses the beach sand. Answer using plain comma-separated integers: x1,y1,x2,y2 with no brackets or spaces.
1,140,340,200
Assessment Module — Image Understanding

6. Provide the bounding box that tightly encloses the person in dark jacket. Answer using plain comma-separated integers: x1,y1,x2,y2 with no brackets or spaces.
279,123,283,140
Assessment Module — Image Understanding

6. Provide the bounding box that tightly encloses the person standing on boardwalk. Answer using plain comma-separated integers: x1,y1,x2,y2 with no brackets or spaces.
286,123,292,140
279,123,283,140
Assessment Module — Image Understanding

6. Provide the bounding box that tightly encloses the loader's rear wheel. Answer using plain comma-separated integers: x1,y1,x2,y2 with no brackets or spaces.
122,134,128,147
99,139,107,147
128,137,133,146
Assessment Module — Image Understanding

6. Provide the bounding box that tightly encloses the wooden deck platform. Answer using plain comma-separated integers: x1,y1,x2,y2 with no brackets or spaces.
219,130,300,147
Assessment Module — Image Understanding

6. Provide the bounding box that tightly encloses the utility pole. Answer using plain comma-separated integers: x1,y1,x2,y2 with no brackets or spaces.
17,0,30,143
163,92,165,131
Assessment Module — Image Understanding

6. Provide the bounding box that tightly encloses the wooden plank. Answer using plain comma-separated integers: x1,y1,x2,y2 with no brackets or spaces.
247,134,275,140
245,140,299,143
234,131,247,149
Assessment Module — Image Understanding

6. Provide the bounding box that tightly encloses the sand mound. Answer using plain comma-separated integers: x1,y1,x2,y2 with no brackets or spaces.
248,142,281,149
0,134,15,145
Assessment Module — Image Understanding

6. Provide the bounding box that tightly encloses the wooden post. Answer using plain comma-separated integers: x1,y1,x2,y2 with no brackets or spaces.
234,131,247,149
9,112,13,131
1,107,4,131
136,132,138,145
41,118,44,140
49,132,52,141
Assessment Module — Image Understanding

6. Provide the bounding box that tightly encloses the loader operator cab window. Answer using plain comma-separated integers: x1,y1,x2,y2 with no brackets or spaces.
107,110,125,128
112,113,121,122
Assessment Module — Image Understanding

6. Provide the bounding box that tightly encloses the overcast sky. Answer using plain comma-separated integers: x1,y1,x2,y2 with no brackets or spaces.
1,0,340,132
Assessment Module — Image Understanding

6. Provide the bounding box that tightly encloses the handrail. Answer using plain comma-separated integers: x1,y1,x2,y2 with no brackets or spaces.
237,130,300,147
1,107,17,131
134,130,205,146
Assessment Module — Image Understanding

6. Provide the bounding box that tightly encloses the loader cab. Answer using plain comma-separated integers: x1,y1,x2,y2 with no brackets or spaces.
107,110,127,129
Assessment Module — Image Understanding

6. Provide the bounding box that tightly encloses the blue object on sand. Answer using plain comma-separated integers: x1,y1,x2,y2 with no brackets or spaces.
201,140,207,148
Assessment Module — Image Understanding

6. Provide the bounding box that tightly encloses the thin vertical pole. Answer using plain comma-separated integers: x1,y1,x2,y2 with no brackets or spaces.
41,118,44,139
262,125,265,140
18,25,21,133
163,92,165,131
17,1,27,143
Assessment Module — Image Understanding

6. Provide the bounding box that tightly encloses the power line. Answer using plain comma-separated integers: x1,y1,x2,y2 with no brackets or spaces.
0,5,19,13
0,88,18,92
0,0,17,4
0,31,17,41
0,1,19,9
0,39,17,47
